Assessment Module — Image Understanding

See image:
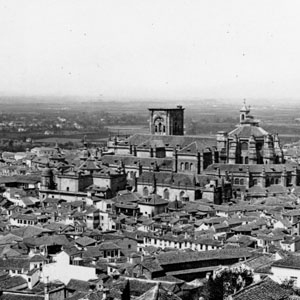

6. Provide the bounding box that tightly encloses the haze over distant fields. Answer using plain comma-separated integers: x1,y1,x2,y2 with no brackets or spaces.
1,0,300,103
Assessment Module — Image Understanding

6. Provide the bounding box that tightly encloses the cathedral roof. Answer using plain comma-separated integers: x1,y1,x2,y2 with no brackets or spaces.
101,155,173,171
229,124,268,138
121,133,215,150
205,163,298,174
177,141,212,154
138,139,166,148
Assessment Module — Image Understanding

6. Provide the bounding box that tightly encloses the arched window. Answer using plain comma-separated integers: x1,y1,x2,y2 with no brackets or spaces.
190,163,194,171
143,187,149,197
185,162,189,171
180,162,184,171
163,125,166,132
155,125,158,132
234,178,239,185
241,114,245,120
275,178,280,184
158,123,162,132
240,178,244,185
179,191,185,201
163,189,169,200
244,156,249,164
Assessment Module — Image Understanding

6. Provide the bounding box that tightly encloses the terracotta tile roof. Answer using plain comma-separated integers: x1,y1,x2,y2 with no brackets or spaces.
44,222,74,233
10,226,52,239
272,254,300,270
0,234,23,245
232,253,275,271
82,246,102,259
23,234,69,247
0,257,30,271
29,255,46,262
66,279,94,292
113,192,142,203
232,224,259,232
184,202,213,213
63,245,82,257
135,283,181,300
157,248,253,265
98,241,120,251
232,277,290,300
75,236,97,247
0,275,27,290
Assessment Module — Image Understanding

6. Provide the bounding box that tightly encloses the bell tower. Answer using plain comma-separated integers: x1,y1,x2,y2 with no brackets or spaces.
148,105,184,135
240,99,251,124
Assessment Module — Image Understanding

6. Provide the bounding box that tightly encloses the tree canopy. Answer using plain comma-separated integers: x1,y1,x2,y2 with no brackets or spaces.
202,266,254,300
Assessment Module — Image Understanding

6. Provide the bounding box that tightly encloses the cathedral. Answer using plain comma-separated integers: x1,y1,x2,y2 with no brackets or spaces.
217,102,283,165
104,105,232,203
39,103,294,203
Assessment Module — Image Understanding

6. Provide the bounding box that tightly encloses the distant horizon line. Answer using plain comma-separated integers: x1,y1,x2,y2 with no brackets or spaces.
0,94,300,104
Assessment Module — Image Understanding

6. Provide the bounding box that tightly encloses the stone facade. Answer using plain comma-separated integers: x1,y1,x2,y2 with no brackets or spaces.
148,105,184,135
217,103,283,164
205,163,300,199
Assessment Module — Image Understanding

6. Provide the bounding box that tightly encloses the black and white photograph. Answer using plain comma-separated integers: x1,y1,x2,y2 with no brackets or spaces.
0,0,300,299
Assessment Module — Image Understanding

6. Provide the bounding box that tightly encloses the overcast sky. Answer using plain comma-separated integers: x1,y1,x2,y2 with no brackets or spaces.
1,0,300,102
